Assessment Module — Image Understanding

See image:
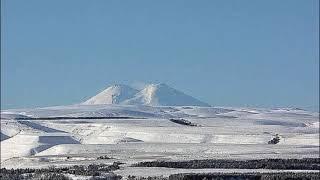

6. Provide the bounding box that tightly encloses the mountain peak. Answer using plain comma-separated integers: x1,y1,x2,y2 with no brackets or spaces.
108,83,129,87
82,83,210,107
108,84,133,90
149,83,169,87
82,84,138,105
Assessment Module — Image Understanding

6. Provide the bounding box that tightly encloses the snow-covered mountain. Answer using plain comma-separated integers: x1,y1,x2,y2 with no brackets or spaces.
83,83,210,107
83,84,138,105
123,83,210,106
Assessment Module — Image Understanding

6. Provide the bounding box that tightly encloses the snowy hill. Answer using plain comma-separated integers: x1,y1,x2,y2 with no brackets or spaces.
1,104,319,168
83,83,210,107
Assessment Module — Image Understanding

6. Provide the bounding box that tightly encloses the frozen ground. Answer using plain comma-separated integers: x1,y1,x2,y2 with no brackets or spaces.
1,104,319,177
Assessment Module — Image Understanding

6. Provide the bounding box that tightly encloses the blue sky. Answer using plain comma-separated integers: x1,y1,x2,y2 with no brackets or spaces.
1,0,319,111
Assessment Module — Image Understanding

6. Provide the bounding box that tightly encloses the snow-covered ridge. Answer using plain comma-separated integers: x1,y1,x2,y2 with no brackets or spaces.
83,83,210,107
83,84,138,105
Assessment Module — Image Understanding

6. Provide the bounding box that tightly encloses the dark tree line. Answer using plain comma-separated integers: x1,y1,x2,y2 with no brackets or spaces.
168,172,320,180
124,172,320,180
169,118,197,126
0,162,122,180
133,158,320,170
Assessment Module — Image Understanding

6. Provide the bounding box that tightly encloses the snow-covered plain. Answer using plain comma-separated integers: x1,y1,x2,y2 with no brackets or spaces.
1,104,319,172
1,84,319,177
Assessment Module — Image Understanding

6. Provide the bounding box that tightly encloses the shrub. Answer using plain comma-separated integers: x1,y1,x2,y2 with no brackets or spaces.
268,134,280,144
97,155,112,160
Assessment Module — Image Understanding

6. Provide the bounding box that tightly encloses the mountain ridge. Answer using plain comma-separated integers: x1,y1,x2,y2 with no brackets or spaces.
82,84,138,105
83,83,210,107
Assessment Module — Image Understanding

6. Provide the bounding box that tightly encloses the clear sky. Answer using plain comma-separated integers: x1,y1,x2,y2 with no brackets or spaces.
1,0,319,111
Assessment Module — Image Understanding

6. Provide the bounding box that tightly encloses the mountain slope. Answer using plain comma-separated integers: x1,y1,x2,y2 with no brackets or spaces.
83,83,210,106
83,84,138,105
123,83,210,107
